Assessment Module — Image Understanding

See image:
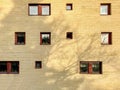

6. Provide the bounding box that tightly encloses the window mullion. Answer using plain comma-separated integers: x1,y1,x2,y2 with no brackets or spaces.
38,5,42,15
7,62,11,74
88,63,92,74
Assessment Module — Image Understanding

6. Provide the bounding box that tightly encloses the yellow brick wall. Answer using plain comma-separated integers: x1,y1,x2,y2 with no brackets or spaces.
0,0,120,90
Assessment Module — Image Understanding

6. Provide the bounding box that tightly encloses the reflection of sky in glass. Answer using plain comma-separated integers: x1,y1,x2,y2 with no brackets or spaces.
42,34,49,38
29,6,38,15
100,5,108,14
42,6,49,15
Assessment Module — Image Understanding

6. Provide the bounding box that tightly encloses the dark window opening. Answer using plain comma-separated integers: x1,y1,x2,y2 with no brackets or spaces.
15,32,25,45
0,61,19,74
66,32,73,39
35,61,42,69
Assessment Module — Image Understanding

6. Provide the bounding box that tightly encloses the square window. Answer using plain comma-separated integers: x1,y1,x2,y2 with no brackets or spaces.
66,32,73,39
66,4,72,10
80,61,102,74
101,32,112,45
29,4,51,16
100,3,111,15
0,61,19,74
15,32,25,45
35,61,42,69
40,32,51,45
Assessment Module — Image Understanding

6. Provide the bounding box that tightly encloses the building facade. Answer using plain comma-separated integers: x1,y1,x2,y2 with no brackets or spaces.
0,0,120,90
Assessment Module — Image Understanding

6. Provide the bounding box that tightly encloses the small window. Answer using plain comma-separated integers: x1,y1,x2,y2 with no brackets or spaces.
35,61,42,69
66,4,72,10
80,61,102,74
0,61,19,74
29,4,51,16
40,32,51,45
15,32,25,45
100,3,111,15
101,32,112,45
66,32,73,39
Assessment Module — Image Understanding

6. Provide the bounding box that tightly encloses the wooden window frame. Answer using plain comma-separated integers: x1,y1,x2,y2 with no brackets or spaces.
35,61,42,69
101,32,112,45
66,32,73,39
15,32,26,45
80,61,102,74
40,32,51,45
66,3,73,10
0,61,19,74
28,3,51,16
100,3,111,15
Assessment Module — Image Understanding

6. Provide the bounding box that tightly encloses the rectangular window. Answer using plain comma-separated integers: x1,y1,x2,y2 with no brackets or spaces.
66,3,73,10
35,61,42,69
29,4,51,16
66,32,73,39
40,32,51,45
100,3,111,15
15,32,25,45
80,61,102,74
101,32,112,45
0,61,19,74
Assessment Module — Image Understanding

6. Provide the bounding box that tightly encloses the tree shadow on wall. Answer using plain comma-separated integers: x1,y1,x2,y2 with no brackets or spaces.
0,0,119,90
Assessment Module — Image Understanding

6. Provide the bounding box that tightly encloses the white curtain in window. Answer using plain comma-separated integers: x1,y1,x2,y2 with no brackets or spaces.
42,6,49,15
100,5,108,15
66,5,71,10
29,6,38,15
42,34,49,38
101,34,109,44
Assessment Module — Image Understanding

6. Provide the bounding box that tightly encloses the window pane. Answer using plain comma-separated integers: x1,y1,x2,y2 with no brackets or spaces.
80,63,88,73
16,32,25,45
11,62,19,73
35,61,42,69
41,33,51,45
42,6,50,15
101,33,109,44
29,6,38,15
0,62,7,73
92,63,99,72
100,5,108,15
67,32,73,39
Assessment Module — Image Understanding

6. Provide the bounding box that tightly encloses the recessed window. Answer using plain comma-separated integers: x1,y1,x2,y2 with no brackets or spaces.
0,61,19,74
40,32,51,45
101,32,112,45
66,4,72,10
80,61,102,74
29,4,51,16
66,32,73,39
15,32,25,45
35,61,42,69
100,3,111,15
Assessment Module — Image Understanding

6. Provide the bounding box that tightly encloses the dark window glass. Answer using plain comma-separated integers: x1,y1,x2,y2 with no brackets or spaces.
66,32,73,39
11,62,19,73
15,32,25,45
0,61,19,74
0,62,7,73
35,61,42,69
